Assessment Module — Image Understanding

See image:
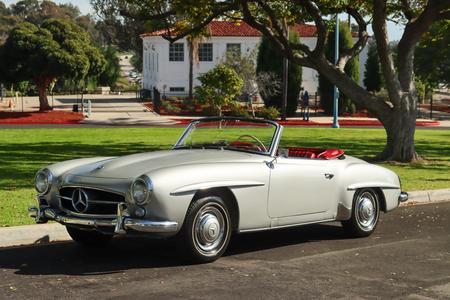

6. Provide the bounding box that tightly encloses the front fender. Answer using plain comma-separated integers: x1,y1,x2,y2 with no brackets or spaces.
338,162,401,217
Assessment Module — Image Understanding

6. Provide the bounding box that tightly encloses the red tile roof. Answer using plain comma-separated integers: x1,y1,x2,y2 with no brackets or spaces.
141,21,320,38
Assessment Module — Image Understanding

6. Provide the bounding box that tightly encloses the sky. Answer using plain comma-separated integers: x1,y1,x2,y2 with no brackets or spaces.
3,0,405,41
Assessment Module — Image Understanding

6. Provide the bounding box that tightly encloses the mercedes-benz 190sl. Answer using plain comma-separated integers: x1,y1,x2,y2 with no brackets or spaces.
29,117,408,262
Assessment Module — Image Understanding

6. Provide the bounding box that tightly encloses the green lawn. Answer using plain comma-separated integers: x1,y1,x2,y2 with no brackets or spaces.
0,127,449,227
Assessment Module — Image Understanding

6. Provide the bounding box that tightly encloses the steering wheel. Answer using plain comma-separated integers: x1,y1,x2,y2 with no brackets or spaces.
235,134,267,152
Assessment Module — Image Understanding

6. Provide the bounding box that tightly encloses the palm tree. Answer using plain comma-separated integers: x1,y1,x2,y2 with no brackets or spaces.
186,27,208,99
187,35,200,99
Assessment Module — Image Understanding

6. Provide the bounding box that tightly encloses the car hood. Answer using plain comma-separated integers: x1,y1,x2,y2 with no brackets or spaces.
66,149,262,179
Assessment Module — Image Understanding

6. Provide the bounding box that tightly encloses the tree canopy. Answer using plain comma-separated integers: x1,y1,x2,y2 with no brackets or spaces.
0,18,105,110
0,0,102,46
107,0,450,162
414,19,450,88
364,40,383,93
319,21,360,115
98,46,121,87
257,30,302,117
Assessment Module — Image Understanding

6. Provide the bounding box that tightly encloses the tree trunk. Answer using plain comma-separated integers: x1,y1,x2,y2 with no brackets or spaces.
35,77,52,111
378,108,420,162
310,57,420,162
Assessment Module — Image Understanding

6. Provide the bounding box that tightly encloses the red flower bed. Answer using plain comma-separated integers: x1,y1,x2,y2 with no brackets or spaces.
0,111,84,124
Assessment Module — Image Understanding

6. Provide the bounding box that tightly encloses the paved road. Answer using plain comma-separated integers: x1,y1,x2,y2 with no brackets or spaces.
1,203,449,299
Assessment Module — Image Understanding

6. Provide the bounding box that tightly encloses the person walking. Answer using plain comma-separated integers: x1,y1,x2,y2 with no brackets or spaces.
302,89,310,121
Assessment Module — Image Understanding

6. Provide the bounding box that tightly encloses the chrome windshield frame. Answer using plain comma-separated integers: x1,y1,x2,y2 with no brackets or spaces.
173,117,283,157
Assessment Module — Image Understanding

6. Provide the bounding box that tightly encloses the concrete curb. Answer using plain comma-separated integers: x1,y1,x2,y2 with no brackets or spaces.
1,188,449,249
0,223,70,248
400,188,450,206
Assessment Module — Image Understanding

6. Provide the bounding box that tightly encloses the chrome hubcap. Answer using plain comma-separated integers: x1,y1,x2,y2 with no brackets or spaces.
199,214,221,243
193,203,229,256
356,192,378,231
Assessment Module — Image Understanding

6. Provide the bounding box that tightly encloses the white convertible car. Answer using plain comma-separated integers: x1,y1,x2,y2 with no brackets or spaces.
29,117,408,262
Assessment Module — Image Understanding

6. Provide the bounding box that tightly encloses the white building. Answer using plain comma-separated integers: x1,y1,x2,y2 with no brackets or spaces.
141,21,368,96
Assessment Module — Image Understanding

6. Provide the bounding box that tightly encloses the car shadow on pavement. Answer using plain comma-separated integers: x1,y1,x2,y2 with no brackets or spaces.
0,223,348,276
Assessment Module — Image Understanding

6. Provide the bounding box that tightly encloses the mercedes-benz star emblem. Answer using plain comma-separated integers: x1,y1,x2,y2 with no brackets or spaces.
72,188,89,213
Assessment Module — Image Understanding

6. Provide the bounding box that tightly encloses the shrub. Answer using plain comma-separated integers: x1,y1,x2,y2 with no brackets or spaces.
228,102,250,118
161,101,181,114
256,106,280,120
195,64,243,116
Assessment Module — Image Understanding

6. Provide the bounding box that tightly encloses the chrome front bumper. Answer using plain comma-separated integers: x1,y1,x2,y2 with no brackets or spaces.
28,205,178,235
399,191,409,203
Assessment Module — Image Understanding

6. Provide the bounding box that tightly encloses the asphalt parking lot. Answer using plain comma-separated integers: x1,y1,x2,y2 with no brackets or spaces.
1,202,449,299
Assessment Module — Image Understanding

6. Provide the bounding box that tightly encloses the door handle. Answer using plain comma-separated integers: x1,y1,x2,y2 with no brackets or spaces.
324,173,334,179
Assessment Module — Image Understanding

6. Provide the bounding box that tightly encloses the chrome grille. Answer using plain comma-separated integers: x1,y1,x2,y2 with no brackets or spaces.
58,187,125,215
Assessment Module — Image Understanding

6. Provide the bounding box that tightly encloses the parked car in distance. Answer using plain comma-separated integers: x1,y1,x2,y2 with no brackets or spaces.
29,117,408,263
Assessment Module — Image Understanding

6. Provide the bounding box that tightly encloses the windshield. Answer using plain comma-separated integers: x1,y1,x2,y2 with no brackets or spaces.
174,118,280,155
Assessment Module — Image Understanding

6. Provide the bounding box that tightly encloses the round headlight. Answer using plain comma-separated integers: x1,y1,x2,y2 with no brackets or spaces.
35,169,52,195
131,176,152,205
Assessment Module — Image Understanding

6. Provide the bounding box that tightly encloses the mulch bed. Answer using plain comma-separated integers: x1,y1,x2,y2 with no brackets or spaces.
0,111,84,124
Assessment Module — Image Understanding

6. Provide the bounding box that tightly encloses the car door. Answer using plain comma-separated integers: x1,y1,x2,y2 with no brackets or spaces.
267,156,337,221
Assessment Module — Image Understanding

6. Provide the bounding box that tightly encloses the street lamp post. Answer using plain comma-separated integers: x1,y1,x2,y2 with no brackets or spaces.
332,14,340,128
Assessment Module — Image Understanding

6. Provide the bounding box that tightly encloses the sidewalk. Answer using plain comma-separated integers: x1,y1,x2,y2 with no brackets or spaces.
1,95,448,127
0,94,177,126
1,188,449,249
171,115,446,127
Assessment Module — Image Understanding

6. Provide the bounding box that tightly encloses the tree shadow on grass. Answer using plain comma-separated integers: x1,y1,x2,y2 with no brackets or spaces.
0,141,172,189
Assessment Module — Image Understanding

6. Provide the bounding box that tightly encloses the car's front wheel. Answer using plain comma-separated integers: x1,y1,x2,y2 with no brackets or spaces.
178,196,232,263
66,226,113,247
342,188,380,237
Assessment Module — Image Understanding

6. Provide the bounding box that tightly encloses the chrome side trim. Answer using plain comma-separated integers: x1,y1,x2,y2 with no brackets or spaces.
347,182,400,190
239,218,336,233
170,180,265,195
335,203,352,221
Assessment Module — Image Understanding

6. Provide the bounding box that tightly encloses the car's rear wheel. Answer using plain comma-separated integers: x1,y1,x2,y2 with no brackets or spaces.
66,226,112,247
178,196,232,263
342,188,380,237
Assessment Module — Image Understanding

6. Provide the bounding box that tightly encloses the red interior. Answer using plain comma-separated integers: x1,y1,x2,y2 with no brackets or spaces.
227,142,344,159
229,141,262,151
287,147,344,159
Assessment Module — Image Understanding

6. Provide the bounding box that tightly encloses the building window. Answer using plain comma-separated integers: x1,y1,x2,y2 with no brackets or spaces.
169,43,184,61
198,43,213,61
169,87,185,92
226,43,241,57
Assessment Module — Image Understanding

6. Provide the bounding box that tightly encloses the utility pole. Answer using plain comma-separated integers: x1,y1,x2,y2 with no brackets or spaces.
332,14,340,128
281,20,289,121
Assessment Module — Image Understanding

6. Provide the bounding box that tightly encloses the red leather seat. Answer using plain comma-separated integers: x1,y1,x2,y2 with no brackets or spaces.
287,147,344,159
288,148,318,158
317,149,345,159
